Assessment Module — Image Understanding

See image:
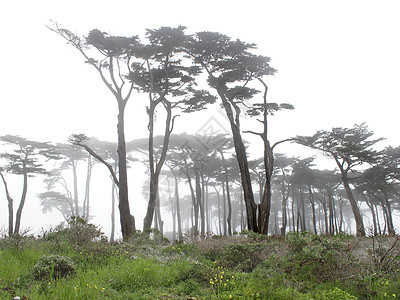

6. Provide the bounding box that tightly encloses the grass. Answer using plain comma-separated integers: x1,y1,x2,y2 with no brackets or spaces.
1,222,400,299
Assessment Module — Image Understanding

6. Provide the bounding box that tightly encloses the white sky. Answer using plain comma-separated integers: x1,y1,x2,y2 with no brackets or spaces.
0,0,399,236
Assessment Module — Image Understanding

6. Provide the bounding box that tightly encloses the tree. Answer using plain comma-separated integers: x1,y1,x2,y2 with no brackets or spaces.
49,24,139,239
297,123,383,237
245,77,294,234
130,26,215,230
39,144,89,220
359,166,396,235
0,135,60,234
274,154,295,236
186,32,276,232
313,169,341,235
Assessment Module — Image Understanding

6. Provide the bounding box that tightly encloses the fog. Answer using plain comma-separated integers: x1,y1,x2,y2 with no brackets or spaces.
1,1,400,239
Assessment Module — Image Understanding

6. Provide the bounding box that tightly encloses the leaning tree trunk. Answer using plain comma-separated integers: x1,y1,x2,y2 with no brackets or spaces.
214,84,258,232
1,172,14,236
143,99,174,231
14,169,28,234
341,175,365,237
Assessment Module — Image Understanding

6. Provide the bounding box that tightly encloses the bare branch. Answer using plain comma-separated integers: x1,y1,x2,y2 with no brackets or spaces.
69,135,119,187
243,130,263,137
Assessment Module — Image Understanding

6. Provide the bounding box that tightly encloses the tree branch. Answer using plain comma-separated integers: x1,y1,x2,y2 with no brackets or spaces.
70,137,119,187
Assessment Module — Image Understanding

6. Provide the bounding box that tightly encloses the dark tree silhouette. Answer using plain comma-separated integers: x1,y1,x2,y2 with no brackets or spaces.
49,23,139,239
297,123,383,237
0,135,60,234
186,32,276,232
130,26,215,230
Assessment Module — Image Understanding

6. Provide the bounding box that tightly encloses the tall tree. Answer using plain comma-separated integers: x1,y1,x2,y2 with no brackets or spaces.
245,78,294,234
49,24,139,239
130,26,215,230
0,135,59,234
186,32,276,232
297,123,383,237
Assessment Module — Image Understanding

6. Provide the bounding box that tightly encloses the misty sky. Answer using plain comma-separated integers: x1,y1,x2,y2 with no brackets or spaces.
0,0,399,235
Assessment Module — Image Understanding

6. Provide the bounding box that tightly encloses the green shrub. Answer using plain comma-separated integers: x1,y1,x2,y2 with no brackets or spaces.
177,262,214,284
317,287,357,299
33,254,76,280
129,229,170,249
0,229,35,250
282,232,356,285
40,216,106,247
177,278,202,295
218,242,265,272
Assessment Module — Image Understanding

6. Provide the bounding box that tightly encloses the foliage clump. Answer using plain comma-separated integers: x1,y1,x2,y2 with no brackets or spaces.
0,229,35,250
128,228,170,250
41,216,106,247
281,232,355,283
33,254,76,280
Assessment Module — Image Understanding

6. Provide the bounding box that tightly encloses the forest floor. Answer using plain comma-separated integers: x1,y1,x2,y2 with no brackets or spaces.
1,220,400,299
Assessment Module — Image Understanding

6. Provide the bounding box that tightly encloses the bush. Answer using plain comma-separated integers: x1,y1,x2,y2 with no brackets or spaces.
177,262,214,284
40,216,106,247
0,229,35,250
33,254,76,280
218,242,265,272
280,232,356,286
128,229,170,249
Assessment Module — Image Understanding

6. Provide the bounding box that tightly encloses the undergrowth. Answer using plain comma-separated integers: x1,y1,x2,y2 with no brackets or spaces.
1,221,399,299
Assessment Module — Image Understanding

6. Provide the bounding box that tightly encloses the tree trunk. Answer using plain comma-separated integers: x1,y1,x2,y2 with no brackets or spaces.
143,98,174,230
195,165,205,237
117,103,135,240
174,175,182,241
214,186,222,235
83,155,92,220
341,174,365,237
308,186,317,234
280,173,288,236
205,182,210,234
291,188,296,232
327,189,335,235
381,190,395,235
185,167,198,233
240,189,245,232
1,172,14,235
72,160,79,216
110,179,116,242
222,180,227,236
155,193,163,235
220,151,232,236
214,83,257,232
375,203,382,235
14,168,28,234
365,193,378,236
258,178,271,234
